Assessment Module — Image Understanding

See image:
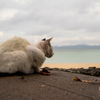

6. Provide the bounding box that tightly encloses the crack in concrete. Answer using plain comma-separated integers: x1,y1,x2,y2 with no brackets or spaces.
32,79,93,100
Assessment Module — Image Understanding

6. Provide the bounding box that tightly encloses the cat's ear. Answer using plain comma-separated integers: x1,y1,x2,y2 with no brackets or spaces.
42,40,48,49
47,37,53,43
42,37,53,49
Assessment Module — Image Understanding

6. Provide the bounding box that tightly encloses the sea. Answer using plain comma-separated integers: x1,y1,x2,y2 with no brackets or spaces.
45,49,100,63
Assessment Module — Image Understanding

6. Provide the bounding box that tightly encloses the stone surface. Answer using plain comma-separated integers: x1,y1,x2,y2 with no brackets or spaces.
0,71,100,100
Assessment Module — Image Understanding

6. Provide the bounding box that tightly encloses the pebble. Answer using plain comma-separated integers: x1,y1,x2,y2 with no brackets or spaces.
41,85,45,88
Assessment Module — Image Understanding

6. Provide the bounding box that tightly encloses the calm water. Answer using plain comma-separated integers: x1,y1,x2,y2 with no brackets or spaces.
45,49,100,63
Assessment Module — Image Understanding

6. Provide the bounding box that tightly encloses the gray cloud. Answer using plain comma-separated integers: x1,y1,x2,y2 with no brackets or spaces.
0,0,100,46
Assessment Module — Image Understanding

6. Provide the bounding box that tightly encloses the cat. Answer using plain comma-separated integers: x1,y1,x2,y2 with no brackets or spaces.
0,36,54,74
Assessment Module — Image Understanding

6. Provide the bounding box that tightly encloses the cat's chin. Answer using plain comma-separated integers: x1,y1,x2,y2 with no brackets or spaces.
47,56,52,58
46,54,54,58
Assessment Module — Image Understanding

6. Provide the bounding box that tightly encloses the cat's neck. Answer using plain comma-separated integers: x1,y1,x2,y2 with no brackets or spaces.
35,42,45,54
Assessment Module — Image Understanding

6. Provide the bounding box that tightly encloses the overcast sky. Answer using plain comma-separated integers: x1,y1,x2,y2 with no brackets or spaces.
0,0,100,46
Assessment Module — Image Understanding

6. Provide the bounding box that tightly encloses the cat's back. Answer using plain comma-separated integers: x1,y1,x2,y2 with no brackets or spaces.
0,36,31,52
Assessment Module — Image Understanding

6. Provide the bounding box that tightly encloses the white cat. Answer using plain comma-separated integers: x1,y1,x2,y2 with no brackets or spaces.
0,36,54,74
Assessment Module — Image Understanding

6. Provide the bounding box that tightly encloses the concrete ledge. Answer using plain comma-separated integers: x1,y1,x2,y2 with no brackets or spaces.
0,71,100,100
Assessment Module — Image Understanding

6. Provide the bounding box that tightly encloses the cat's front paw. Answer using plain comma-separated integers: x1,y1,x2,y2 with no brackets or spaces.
35,68,42,73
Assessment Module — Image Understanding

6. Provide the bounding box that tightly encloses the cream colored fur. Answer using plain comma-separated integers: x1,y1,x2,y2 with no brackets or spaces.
0,36,54,74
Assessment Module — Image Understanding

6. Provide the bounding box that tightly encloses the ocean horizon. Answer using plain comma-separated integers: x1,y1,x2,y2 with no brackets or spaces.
45,48,100,63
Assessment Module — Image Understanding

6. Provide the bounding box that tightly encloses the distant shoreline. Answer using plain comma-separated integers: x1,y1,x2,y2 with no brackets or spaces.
42,63,100,69
54,44,100,49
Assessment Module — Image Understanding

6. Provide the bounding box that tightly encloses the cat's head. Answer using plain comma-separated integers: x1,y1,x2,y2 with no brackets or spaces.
41,37,54,58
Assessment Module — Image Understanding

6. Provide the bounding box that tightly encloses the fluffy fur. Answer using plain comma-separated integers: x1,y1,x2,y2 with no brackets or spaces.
0,36,54,74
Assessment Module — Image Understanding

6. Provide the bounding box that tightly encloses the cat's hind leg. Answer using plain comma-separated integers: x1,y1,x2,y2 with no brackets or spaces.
0,62,18,74
0,51,36,74
0,51,28,74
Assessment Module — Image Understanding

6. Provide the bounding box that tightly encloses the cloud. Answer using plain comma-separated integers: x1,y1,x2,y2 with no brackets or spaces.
0,0,100,46
0,31,14,44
